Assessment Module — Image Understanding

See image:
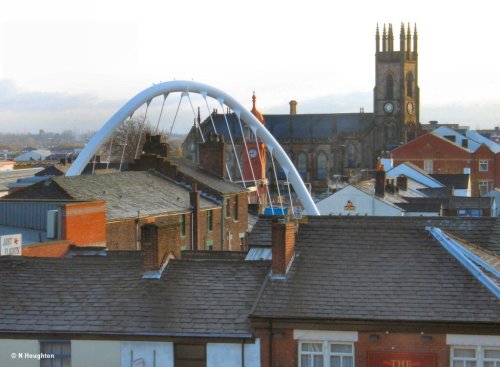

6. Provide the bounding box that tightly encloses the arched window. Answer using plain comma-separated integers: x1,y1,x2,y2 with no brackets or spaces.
346,144,355,168
297,152,307,179
406,72,413,98
386,74,394,99
317,152,327,180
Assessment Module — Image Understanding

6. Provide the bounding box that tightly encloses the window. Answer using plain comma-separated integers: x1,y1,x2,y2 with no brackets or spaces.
180,214,186,237
40,341,70,367
207,210,213,232
317,152,327,180
452,348,477,367
298,152,307,179
406,72,414,97
224,198,230,218
424,159,433,174
386,74,394,99
234,195,239,221
205,240,213,251
479,181,490,195
479,160,489,172
451,347,500,367
175,344,206,367
346,144,355,168
300,342,354,367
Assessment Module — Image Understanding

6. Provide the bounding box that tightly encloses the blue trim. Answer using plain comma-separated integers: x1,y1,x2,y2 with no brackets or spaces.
427,227,500,298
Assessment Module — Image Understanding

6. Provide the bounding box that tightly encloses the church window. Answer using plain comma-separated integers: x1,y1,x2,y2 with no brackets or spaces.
346,144,355,168
297,152,307,179
386,74,394,99
406,72,414,98
317,152,327,180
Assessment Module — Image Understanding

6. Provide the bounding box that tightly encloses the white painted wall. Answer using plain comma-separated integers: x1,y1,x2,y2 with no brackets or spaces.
120,341,173,367
207,339,260,367
0,339,39,367
316,186,403,216
72,340,120,367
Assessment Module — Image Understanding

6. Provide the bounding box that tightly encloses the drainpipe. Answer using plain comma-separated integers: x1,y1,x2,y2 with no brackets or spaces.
241,340,245,367
268,320,273,367
221,200,225,251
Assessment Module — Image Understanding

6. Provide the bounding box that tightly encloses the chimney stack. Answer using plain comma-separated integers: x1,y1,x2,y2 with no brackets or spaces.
190,183,201,250
198,134,227,178
141,222,180,274
396,175,408,191
289,100,298,115
271,219,296,278
375,170,386,196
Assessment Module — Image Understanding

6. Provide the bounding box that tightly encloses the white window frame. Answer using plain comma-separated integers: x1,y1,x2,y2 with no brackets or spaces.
299,341,355,367
424,159,433,174
450,346,500,367
479,160,489,172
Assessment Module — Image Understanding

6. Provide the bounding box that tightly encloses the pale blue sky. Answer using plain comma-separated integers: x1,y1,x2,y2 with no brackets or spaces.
1,0,499,133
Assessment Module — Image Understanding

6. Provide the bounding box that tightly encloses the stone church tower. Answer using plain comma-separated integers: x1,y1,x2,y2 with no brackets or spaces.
374,23,419,152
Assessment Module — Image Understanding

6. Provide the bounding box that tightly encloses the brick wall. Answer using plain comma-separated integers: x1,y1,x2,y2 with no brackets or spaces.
61,201,106,247
22,240,71,257
255,328,450,367
271,220,296,276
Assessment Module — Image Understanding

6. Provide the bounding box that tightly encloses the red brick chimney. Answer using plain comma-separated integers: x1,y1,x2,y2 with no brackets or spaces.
198,134,227,178
271,219,296,277
190,183,201,250
141,222,180,274
375,163,386,197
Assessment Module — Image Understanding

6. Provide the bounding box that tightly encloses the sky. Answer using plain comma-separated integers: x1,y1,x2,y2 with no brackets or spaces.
1,0,500,134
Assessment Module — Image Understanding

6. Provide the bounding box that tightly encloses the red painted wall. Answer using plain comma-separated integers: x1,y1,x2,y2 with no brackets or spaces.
61,201,106,247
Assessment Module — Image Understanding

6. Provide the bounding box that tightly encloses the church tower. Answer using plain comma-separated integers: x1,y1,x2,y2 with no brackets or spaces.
374,22,419,151
242,92,267,183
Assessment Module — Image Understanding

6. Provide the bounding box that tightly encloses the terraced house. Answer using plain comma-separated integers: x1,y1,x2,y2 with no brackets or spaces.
0,216,498,367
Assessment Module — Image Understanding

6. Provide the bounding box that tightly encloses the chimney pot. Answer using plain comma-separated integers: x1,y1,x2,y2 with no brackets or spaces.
289,100,298,115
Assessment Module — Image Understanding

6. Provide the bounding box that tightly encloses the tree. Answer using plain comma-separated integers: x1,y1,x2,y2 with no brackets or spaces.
103,115,168,163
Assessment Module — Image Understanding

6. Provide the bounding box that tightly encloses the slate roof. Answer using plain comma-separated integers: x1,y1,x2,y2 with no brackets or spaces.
249,215,500,254
252,216,500,323
3,171,217,220
430,174,469,190
174,158,247,195
202,112,374,142
0,253,270,337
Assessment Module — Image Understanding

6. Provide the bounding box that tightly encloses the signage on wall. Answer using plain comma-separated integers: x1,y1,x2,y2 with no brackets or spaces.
344,200,356,211
0,234,22,256
367,351,436,367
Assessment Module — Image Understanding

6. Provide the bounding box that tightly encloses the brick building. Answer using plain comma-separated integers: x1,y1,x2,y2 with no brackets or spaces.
392,127,500,196
249,216,499,367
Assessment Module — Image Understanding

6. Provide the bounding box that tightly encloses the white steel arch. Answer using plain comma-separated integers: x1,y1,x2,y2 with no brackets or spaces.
66,80,320,215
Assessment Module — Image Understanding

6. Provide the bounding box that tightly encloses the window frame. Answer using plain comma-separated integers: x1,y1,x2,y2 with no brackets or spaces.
207,210,213,232
424,159,433,174
224,197,231,218
479,160,489,172
299,341,355,367
180,213,186,237
450,346,500,367
233,195,239,221
39,340,71,367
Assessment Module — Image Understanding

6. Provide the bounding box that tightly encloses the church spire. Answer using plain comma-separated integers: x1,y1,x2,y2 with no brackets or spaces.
382,24,387,52
400,22,405,53
375,23,380,53
406,22,412,59
413,23,418,54
388,23,394,52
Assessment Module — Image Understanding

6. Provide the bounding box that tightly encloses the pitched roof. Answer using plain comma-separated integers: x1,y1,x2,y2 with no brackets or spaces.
4,171,217,220
0,254,270,337
201,112,374,142
252,216,500,323
174,158,247,195
430,174,469,190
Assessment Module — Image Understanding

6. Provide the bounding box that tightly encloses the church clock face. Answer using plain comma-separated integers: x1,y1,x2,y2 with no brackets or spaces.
383,102,394,114
248,149,257,159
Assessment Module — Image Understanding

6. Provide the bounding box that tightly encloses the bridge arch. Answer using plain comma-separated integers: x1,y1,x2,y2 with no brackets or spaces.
66,80,320,215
